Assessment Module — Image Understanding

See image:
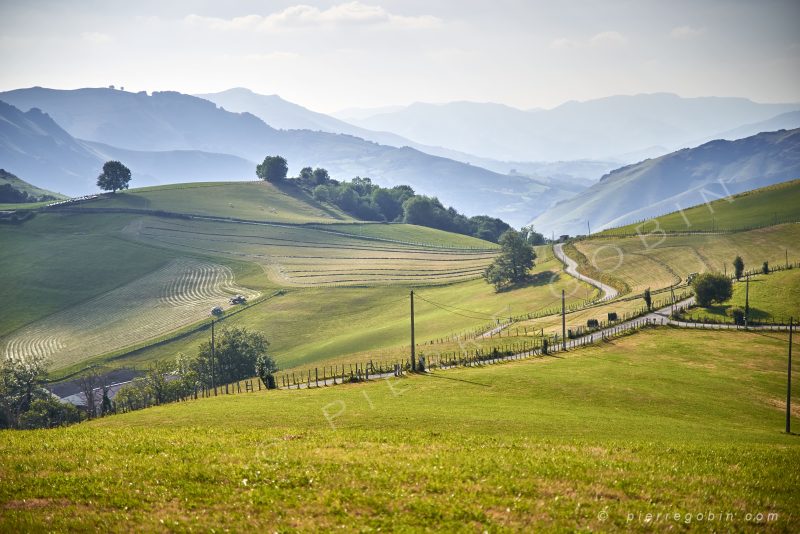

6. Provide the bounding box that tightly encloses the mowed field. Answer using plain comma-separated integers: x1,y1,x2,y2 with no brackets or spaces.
126,217,496,287
1,328,797,531
573,223,800,295
0,259,258,369
3,182,575,374
91,253,597,372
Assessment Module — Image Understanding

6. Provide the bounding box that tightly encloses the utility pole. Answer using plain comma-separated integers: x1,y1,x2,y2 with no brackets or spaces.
670,287,676,317
788,318,793,434
744,274,750,328
211,319,217,395
410,290,416,372
561,289,566,351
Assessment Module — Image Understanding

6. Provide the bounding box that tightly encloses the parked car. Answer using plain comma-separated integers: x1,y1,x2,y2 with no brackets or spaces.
229,295,247,305
211,306,224,317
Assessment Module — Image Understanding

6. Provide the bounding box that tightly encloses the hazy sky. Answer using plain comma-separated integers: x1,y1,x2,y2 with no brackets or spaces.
1,0,798,113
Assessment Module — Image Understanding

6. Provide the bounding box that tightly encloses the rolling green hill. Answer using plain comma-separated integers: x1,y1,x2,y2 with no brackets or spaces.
75,181,355,224
2,181,589,377
1,328,796,531
604,179,800,234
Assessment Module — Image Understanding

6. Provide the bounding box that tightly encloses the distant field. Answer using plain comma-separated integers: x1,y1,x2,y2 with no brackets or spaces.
127,217,498,287
311,222,497,248
574,223,800,294
74,181,354,223
605,179,800,234
1,328,796,531
680,267,800,324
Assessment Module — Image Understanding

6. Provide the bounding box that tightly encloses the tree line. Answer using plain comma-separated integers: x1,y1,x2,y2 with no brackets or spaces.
256,155,541,244
0,327,275,429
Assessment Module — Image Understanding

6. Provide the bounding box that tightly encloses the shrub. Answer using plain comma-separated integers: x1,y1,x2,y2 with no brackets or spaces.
587,319,599,328
607,312,618,321
692,272,733,307
18,397,82,429
729,307,746,325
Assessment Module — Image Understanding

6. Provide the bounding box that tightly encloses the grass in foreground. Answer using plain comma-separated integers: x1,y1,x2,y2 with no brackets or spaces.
1,328,797,531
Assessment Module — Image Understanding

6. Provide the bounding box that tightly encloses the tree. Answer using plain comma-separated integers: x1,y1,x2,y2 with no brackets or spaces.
692,273,733,307
312,168,330,185
370,189,399,221
520,225,546,246
76,366,103,419
762,261,769,275
643,287,652,311
0,354,49,428
96,160,131,193
18,397,81,429
298,166,314,185
483,230,536,290
256,156,288,183
733,256,744,280
195,327,271,387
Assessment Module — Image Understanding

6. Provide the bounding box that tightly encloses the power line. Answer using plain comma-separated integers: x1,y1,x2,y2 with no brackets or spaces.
413,293,495,321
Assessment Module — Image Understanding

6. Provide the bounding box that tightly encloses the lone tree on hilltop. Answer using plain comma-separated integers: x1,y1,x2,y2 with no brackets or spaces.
692,273,733,307
97,160,131,193
256,155,288,183
733,256,744,280
483,229,536,291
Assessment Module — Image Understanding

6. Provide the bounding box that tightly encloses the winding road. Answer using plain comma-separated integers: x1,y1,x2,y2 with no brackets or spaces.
553,243,618,301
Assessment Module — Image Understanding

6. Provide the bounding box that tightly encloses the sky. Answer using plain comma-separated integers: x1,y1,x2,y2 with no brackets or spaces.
1,0,798,113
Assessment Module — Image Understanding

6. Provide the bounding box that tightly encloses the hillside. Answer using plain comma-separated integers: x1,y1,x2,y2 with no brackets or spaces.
0,169,66,201
0,100,100,195
1,328,796,530
532,129,800,236
347,93,800,162
0,87,578,226
604,179,800,234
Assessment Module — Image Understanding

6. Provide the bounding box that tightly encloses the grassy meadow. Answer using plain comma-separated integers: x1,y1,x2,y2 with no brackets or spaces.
78,181,354,223
604,179,800,234
573,223,800,295
680,267,800,324
1,328,797,531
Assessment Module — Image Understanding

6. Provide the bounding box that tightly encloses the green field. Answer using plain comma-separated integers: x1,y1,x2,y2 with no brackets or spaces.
1,328,797,531
680,267,800,324
76,181,355,223
2,194,585,375
604,179,800,234
574,224,800,295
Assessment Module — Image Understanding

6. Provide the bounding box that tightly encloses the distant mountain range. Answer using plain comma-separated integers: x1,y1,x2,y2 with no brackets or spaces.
0,88,583,225
531,128,800,236
344,94,800,162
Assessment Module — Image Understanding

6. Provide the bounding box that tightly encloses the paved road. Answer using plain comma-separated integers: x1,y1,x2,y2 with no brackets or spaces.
553,243,618,301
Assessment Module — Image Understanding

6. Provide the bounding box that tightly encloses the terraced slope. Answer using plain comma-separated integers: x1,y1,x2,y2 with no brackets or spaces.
1,259,257,369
